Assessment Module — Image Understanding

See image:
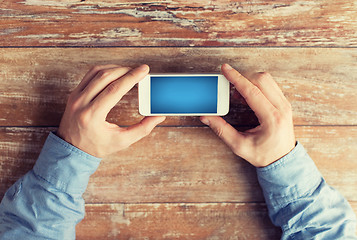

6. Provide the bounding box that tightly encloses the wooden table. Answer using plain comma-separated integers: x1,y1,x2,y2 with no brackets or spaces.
1,1,356,239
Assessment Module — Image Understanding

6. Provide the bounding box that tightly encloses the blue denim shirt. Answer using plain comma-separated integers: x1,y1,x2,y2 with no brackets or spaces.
0,132,356,239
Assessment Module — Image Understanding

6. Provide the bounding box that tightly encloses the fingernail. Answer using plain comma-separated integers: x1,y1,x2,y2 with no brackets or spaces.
200,117,210,125
138,64,149,72
223,64,233,70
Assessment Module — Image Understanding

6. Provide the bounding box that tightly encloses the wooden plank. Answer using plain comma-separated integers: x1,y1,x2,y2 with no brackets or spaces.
1,0,357,47
1,48,356,126
77,202,357,239
0,126,356,203
76,203,282,240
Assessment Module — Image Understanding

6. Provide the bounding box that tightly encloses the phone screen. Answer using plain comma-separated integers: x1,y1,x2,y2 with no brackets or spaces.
150,76,218,114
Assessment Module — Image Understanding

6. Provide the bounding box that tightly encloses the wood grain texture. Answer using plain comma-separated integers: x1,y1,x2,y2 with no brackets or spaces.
1,0,357,47
1,126,356,203
1,47,356,126
76,202,357,239
1,0,356,237
76,203,282,240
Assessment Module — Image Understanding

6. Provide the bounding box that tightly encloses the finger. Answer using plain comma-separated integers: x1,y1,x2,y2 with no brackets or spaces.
246,72,289,111
91,64,150,119
119,116,166,147
74,64,121,93
222,64,276,123
79,66,131,105
200,116,245,154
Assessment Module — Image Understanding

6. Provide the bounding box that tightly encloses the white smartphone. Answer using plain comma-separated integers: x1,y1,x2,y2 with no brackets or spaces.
138,74,230,116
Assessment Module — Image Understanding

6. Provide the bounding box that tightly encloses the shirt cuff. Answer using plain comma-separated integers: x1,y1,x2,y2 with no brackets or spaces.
33,132,101,195
256,142,323,208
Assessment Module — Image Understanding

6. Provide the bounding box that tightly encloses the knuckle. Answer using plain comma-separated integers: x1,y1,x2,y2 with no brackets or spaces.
253,72,271,84
97,69,113,79
106,82,120,94
257,72,272,79
90,65,101,72
69,97,80,111
78,110,92,127
125,70,136,79
246,85,262,98
270,109,283,125
90,65,103,73
215,121,227,138
216,127,224,138
67,93,82,111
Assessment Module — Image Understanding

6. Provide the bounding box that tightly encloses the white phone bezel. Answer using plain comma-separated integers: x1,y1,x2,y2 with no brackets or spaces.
138,73,230,116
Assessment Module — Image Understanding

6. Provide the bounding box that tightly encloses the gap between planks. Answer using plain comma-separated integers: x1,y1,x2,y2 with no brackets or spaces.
1,46,357,48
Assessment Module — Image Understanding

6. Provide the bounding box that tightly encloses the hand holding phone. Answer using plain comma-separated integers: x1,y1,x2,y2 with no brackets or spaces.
201,64,296,167
139,74,230,116
57,64,165,158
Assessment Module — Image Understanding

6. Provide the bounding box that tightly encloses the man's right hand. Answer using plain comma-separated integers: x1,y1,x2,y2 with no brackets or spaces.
200,64,296,167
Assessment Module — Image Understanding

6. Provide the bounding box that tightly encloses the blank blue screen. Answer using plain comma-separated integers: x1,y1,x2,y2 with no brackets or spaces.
151,76,217,114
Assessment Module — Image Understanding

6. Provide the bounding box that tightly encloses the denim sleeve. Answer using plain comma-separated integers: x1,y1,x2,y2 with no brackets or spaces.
0,132,101,240
257,142,357,239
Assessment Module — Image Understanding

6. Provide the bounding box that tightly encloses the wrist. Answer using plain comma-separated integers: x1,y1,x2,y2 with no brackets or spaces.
264,141,297,168
56,127,71,145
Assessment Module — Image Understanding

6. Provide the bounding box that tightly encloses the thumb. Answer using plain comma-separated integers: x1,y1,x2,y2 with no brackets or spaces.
200,116,244,153
121,116,166,145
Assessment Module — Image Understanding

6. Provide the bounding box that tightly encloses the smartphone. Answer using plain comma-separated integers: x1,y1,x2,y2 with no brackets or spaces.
138,74,230,116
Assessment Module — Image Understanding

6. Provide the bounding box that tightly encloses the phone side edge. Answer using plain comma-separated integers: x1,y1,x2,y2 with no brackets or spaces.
138,75,151,116
217,75,230,116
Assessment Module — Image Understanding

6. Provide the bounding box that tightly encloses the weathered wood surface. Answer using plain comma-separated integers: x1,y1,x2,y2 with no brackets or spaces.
1,126,356,203
76,202,357,239
1,0,357,47
1,48,356,126
1,0,356,238
76,203,282,240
